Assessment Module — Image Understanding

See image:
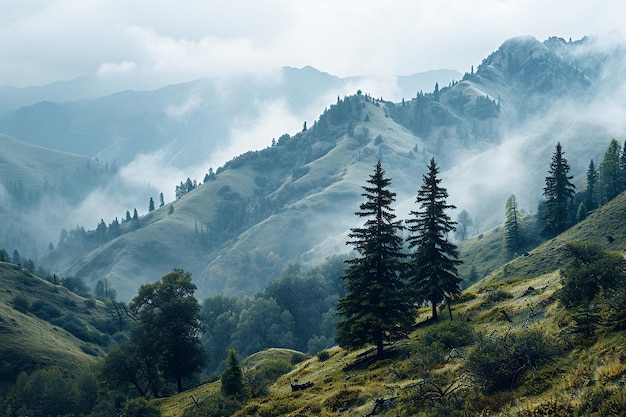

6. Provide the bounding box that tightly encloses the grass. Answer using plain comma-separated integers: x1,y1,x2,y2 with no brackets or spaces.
0,262,116,397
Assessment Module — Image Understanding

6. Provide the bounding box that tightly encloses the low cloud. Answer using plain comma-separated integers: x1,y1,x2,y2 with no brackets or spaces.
164,93,203,120
97,60,137,77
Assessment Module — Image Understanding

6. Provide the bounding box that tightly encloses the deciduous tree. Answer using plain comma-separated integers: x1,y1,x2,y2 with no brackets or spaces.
129,269,206,393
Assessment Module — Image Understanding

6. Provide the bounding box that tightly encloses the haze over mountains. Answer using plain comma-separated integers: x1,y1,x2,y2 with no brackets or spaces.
2,34,626,300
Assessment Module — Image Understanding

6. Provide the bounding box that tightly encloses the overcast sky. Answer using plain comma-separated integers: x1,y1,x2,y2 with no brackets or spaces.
2,0,625,89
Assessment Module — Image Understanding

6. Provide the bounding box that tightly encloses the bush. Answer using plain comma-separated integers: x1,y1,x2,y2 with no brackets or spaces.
465,328,560,393
421,321,476,349
122,397,161,417
30,299,62,320
485,289,513,304
317,350,331,361
182,392,242,417
12,295,30,313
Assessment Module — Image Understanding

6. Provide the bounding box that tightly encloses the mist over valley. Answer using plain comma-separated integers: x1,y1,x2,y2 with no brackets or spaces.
1,34,626,301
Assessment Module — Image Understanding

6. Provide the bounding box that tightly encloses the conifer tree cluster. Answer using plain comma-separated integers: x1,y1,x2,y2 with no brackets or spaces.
336,159,462,357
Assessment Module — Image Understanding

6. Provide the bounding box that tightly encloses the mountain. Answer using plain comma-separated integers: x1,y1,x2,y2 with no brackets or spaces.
4,34,626,301
0,67,461,168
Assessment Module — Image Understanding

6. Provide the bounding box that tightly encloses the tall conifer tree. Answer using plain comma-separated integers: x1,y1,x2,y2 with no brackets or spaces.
406,158,462,320
504,194,522,255
335,161,413,358
543,142,576,234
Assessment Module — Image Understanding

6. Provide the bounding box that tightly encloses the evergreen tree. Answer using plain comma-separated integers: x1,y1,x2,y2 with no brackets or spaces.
12,249,21,265
599,139,623,202
335,161,413,358
159,192,165,207
542,142,576,235
621,139,626,190
585,159,598,212
406,158,462,321
503,194,522,255
221,349,244,397
133,208,139,223
149,197,155,212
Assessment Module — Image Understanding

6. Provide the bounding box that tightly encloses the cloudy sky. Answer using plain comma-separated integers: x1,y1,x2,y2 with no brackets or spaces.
2,0,624,89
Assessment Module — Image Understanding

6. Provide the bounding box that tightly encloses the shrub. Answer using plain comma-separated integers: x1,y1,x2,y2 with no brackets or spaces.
421,321,476,349
30,299,62,320
465,328,561,393
12,295,30,313
122,397,161,417
485,289,513,304
182,392,242,417
291,352,308,365
317,350,331,361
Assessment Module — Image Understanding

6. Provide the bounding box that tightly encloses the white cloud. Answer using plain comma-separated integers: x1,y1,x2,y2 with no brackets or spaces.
98,60,137,77
1,0,624,88
209,98,303,169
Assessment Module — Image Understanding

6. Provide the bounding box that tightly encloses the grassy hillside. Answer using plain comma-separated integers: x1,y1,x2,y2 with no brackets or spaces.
0,262,120,395
150,191,626,417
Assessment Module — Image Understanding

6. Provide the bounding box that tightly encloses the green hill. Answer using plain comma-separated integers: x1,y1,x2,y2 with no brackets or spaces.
152,191,626,417
0,262,120,396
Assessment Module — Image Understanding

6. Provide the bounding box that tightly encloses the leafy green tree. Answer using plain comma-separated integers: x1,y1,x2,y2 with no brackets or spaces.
221,349,244,397
231,297,295,357
599,138,623,202
130,269,206,393
585,159,598,211
12,367,81,417
406,158,462,320
542,142,576,235
101,341,157,397
503,194,522,255
335,161,414,357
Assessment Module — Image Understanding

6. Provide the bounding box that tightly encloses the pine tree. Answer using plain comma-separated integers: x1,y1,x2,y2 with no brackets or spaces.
406,158,462,321
585,159,598,212
159,192,165,207
503,194,522,255
542,142,575,235
221,349,244,397
149,197,155,212
335,161,414,358
599,139,622,202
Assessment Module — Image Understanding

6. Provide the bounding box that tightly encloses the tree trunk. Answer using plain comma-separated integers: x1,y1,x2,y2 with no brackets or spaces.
447,299,453,321
431,301,438,320
376,329,384,358
177,376,183,393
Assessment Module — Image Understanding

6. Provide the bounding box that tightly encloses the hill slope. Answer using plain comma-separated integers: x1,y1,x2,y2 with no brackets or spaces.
156,191,626,417
0,262,119,395
38,34,626,300
0,134,112,256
